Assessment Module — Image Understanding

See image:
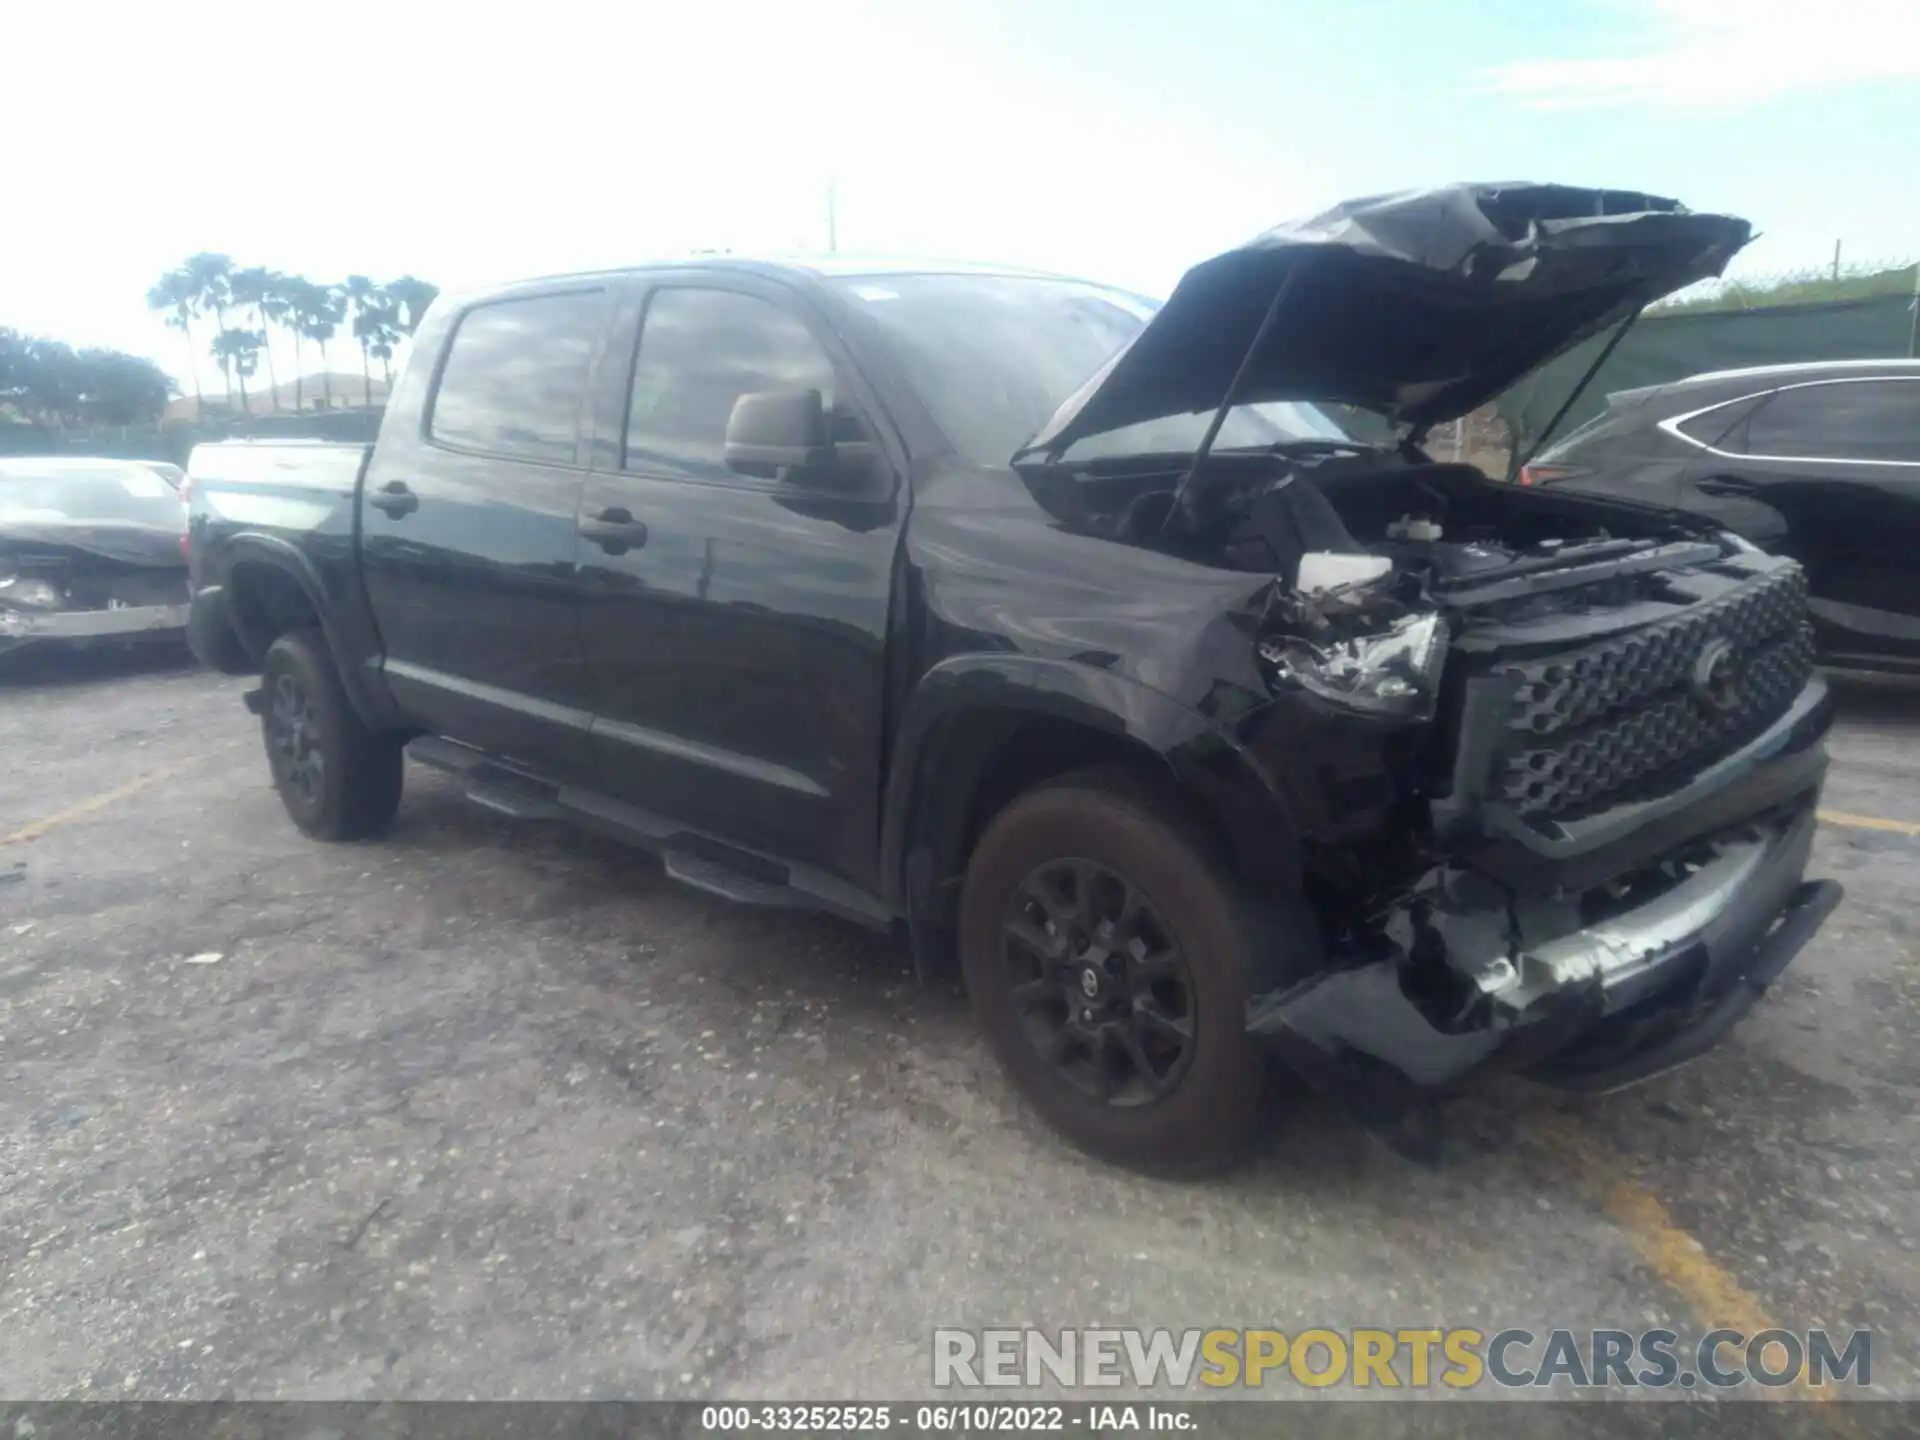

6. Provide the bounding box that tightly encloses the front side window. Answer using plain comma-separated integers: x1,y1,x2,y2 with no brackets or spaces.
429,290,606,464
831,273,1349,466
1744,380,1920,463
624,288,839,478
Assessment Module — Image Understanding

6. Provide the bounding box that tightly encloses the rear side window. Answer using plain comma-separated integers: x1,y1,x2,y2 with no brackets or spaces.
429,291,606,464
1743,380,1920,463
624,288,838,478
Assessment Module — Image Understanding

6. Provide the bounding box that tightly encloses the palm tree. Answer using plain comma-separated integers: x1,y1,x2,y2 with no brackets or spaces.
229,267,285,410
363,298,405,392
209,329,262,416
298,285,347,409
280,276,316,410
385,275,440,335
368,332,397,394
145,269,204,413
344,274,380,407
260,272,295,408
184,253,234,337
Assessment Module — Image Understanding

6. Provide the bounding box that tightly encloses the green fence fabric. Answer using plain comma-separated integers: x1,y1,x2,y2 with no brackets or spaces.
1494,291,1917,460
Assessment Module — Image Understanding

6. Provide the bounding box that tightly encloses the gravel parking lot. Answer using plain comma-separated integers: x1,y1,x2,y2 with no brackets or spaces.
2,646,1916,1419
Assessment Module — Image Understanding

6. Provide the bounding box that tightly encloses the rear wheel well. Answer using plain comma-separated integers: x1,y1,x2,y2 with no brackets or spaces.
904,711,1217,974
227,560,322,663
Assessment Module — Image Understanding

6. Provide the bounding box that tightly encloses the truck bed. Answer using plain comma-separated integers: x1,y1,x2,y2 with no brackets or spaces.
186,440,371,502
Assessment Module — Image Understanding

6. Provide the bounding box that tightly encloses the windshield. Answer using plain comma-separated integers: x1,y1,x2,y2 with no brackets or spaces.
0,462,185,527
832,273,1351,466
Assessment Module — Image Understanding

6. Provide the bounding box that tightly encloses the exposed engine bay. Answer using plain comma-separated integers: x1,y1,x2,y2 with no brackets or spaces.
1023,445,1753,722
1031,445,1717,595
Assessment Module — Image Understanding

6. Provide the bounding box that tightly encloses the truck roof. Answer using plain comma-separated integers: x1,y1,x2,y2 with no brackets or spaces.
448,255,1120,309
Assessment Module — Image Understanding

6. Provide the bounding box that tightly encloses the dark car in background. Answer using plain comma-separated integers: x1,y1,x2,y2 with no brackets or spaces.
0,456,190,661
1522,359,1920,675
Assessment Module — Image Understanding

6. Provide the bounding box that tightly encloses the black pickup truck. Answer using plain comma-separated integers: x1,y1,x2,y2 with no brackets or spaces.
185,183,1842,1172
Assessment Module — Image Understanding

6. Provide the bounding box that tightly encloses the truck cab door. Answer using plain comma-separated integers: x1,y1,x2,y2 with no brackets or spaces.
361,286,616,779
574,276,905,891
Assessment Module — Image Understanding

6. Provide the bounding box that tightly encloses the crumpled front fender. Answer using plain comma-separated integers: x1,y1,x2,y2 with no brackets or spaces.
878,653,1309,921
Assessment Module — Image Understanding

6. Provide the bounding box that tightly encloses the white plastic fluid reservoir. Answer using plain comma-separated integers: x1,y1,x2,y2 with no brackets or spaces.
1387,515,1444,543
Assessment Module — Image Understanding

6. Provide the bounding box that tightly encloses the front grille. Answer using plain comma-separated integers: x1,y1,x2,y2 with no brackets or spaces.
1492,563,1814,820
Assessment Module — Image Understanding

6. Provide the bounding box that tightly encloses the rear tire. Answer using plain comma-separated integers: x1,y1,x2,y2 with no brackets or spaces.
958,767,1316,1175
259,629,404,841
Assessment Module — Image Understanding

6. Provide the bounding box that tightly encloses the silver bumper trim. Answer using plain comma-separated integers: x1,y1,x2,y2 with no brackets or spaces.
0,602,189,640
1474,808,1814,1018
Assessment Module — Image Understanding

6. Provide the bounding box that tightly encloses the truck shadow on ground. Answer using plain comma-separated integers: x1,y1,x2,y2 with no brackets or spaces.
370,747,1879,1206
376,777,1538,1190
1826,670,1920,724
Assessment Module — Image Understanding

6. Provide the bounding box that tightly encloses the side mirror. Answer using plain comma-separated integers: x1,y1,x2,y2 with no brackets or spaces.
724,389,834,480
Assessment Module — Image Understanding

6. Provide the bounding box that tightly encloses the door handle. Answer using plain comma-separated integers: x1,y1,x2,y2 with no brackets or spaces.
369,480,418,517
1696,476,1760,498
579,506,648,553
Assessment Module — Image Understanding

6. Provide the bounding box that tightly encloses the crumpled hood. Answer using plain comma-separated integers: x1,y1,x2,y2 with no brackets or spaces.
1020,182,1752,456
0,520,186,569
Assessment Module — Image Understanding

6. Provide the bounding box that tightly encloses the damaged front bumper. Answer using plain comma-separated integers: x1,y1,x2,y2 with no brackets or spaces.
1249,799,1841,1140
0,601,189,648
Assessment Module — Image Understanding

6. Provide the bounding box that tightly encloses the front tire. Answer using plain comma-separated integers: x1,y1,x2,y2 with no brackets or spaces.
259,629,404,841
958,768,1312,1175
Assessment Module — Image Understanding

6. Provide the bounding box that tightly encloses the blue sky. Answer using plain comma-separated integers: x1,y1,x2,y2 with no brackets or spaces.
5,0,1915,386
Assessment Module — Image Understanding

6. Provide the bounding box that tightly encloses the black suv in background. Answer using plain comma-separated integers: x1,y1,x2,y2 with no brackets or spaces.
1524,359,1920,675
185,184,1842,1172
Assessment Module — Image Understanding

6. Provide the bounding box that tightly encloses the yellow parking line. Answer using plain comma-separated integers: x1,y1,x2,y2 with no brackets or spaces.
1539,1121,1853,1415
0,762,197,847
1604,1180,1871,1432
1818,809,1920,838
1598,1178,1783,1354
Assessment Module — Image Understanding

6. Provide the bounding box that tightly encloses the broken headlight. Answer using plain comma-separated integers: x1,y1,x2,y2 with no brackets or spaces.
0,576,62,610
1259,611,1449,719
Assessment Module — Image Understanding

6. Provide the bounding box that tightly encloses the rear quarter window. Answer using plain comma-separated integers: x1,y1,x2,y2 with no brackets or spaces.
1743,379,1920,463
1674,398,1761,452
428,290,606,464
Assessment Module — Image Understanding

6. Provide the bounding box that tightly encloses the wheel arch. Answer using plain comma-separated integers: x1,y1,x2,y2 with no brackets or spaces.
880,655,1304,975
220,536,392,727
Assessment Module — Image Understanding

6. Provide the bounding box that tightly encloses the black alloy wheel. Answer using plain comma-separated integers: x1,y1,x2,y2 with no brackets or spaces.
1001,857,1198,1106
258,629,404,841
958,766,1320,1174
265,669,326,809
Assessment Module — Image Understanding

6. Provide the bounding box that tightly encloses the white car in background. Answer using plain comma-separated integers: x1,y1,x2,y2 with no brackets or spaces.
0,456,190,660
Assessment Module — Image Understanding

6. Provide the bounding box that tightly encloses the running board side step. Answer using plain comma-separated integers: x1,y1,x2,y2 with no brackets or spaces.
406,736,559,820
661,850,792,907
400,737,891,929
